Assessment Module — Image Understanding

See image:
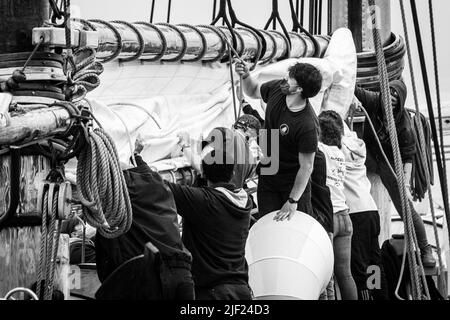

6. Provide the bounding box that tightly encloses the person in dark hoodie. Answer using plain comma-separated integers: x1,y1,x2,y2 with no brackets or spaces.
354,80,436,268
168,127,253,300
95,140,195,300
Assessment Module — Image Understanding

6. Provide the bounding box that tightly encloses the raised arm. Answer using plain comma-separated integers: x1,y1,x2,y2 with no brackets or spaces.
235,60,262,100
354,86,381,118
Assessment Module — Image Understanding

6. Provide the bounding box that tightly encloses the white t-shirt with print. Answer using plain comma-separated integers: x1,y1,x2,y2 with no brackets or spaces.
319,142,349,213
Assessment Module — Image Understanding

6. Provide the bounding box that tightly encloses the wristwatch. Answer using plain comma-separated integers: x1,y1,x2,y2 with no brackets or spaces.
288,198,299,204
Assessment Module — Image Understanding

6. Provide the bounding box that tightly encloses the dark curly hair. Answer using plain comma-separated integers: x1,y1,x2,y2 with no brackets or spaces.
318,110,344,149
288,63,323,99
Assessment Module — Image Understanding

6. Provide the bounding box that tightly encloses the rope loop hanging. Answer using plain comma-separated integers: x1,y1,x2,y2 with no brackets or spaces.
134,22,168,62
196,24,228,63
177,24,208,62
288,0,321,58
226,0,266,68
110,20,145,63
211,0,238,56
88,19,123,63
263,0,291,60
154,22,187,62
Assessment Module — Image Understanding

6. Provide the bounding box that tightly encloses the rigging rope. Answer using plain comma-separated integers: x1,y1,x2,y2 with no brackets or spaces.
428,0,447,180
327,0,332,35
359,105,397,179
368,0,428,300
400,0,444,298
400,0,443,279
212,0,217,22
150,0,156,23
263,0,292,59
167,0,172,23
227,0,266,67
410,0,450,255
309,0,315,34
289,0,321,58
211,0,238,52
300,0,305,26
318,0,323,35
400,0,443,295
36,190,48,300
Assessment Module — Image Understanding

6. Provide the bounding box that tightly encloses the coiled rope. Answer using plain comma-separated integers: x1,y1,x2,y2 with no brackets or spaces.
368,0,428,300
65,47,104,102
76,125,133,239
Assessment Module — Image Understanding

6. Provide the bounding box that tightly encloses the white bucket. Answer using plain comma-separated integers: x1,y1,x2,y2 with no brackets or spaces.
245,211,334,300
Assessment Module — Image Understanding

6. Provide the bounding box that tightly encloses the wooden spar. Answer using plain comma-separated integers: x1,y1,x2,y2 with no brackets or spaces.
0,106,72,146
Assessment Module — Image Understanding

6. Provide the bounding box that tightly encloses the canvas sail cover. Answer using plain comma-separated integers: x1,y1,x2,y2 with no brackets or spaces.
65,28,356,181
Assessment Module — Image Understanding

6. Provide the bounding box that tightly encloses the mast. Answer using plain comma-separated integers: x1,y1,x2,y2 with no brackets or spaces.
330,0,391,52
0,0,50,53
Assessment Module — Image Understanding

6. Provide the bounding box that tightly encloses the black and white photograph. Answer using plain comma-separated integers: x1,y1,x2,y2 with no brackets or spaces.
0,0,449,309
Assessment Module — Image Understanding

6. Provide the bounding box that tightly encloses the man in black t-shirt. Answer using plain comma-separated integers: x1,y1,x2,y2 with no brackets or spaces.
235,62,322,221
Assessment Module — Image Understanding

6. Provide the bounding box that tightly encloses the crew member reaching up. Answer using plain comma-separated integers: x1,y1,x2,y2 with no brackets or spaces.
235,61,322,221
163,127,253,300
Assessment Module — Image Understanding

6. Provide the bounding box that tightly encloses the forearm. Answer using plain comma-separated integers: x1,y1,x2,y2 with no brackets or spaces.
289,166,313,201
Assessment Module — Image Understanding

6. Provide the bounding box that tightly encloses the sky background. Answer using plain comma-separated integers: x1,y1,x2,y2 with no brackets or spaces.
72,0,450,112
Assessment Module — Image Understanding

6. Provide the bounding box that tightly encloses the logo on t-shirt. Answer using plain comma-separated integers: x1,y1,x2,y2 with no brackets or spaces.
280,124,290,136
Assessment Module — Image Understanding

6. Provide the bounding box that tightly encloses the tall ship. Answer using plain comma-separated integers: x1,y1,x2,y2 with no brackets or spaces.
0,0,448,301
